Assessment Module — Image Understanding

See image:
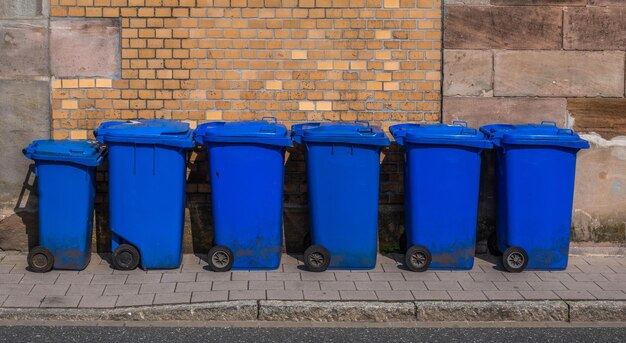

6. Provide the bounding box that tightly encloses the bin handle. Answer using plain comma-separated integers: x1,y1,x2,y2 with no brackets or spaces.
355,120,372,133
262,116,277,125
541,120,557,126
452,120,468,128
557,128,574,136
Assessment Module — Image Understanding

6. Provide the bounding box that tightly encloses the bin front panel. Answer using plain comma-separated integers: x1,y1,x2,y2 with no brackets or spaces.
500,145,578,270
37,161,96,270
209,143,285,270
404,145,482,270
108,143,187,269
306,143,381,269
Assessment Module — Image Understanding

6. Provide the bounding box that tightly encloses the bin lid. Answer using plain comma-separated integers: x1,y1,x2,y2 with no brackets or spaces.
94,120,195,148
194,118,292,147
23,140,106,167
390,121,491,149
480,121,589,149
291,121,390,146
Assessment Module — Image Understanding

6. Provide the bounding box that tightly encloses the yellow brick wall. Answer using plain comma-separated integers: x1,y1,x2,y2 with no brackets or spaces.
50,0,442,137
49,0,442,210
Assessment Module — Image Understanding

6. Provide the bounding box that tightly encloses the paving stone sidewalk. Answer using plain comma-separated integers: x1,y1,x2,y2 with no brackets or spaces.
0,252,624,309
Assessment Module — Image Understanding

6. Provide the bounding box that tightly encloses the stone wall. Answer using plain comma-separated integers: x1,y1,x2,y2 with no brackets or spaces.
0,1,50,250
443,0,626,243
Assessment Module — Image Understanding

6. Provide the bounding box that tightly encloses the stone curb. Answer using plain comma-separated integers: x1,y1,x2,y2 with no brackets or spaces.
0,300,623,322
415,301,568,322
0,301,257,321
569,301,626,322
259,301,416,322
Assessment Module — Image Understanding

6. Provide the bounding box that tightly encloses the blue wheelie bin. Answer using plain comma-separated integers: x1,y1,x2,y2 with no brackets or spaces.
94,120,195,270
23,140,106,272
193,118,292,272
480,121,589,272
390,122,491,272
292,121,390,271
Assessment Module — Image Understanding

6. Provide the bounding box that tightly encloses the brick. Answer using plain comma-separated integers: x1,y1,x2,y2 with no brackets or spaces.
564,7,626,50
91,274,127,285
3,295,43,307
190,291,228,303
0,20,49,78
56,274,93,285
104,284,140,296
79,295,118,308
494,282,533,291
161,273,197,283
443,97,567,128
292,50,307,59
66,284,105,296
412,290,451,300
29,284,69,296
317,61,333,70
519,291,561,300
266,80,282,90
339,290,377,300
494,51,625,97
483,291,524,300
285,281,321,291
555,290,596,300
70,130,87,139
375,30,391,40
444,6,562,49
448,290,488,301
248,281,284,290
228,290,266,300
139,283,176,294
231,272,266,281
95,79,113,88
0,284,33,296
299,101,315,111
303,290,341,300
50,19,121,78
154,292,191,305
116,294,154,307
40,295,81,308
212,281,248,291
568,99,626,139
443,50,492,97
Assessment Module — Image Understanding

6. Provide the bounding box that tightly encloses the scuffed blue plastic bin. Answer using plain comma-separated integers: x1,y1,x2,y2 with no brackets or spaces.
292,121,390,271
481,121,589,272
23,140,105,271
390,122,491,271
194,118,292,271
95,120,195,270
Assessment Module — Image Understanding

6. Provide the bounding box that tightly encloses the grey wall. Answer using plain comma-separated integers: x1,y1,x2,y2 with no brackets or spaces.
0,0,50,221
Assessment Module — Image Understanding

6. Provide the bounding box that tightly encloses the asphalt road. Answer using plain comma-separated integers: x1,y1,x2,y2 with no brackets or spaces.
0,326,625,343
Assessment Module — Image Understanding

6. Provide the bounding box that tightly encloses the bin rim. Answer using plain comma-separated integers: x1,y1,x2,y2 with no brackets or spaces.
94,119,195,148
23,139,106,167
291,121,390,147
193,119,292,147
480,122,590,150
390,122,492,149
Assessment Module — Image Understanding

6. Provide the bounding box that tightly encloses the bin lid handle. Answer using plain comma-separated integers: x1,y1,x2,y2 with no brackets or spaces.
541,120,557,126
355,120,372,133
452,120,468,128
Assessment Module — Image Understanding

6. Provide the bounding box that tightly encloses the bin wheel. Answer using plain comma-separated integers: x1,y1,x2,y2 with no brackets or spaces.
304,245,331,272
27,246,54,273
112,244,140,271
208,246,234,272
502,247,528,273
488,232,502,256
405,245,432,272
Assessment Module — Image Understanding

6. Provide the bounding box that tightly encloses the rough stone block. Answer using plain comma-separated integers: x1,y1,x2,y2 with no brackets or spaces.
259,300,416,321
50,19,121,78
491,0,586,4
494,51,625,97
569,301,626,321
572,135,626,243
443,97,567,128
444,6,562,49
568,99,626,139
564,7,626,50
0,80,49,220
414,301,568,321
0,20,48,78
589,0,626,6
0,0,43,18
443,50,493,97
